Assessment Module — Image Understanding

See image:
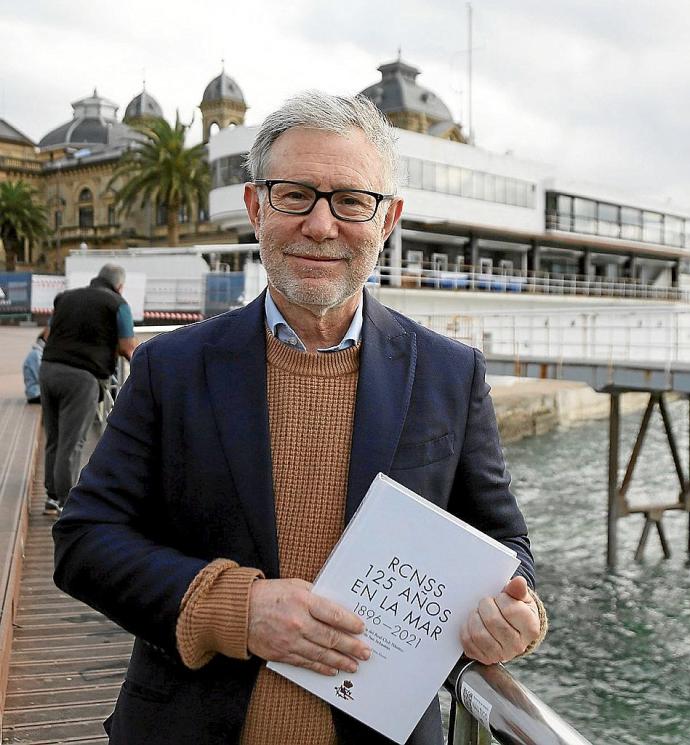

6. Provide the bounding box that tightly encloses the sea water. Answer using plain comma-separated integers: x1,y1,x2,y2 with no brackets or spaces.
442,397,690,744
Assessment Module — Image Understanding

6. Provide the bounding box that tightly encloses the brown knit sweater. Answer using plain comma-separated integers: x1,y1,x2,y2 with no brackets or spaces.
178,331,361,744
176,330,547,743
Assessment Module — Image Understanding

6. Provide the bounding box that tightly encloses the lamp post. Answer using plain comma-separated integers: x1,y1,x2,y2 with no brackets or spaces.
54,160,64,272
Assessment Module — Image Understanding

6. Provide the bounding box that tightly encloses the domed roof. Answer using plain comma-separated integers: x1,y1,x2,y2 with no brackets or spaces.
201,71,245,105
360,59,453,123
39,88,135,149
124,89,163,122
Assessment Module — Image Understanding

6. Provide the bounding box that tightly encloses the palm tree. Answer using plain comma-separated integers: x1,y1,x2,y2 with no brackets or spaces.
0,180,50,271
109,115,210,246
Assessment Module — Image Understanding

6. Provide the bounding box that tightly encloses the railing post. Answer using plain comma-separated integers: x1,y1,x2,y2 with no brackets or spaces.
449,701,492,745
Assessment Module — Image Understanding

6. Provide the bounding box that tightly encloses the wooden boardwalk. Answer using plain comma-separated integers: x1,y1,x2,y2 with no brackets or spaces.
0,326,132,744
2,452,133,745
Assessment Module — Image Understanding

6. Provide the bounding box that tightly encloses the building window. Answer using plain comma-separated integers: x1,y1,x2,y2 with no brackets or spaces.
473,172,485,201
505,179,517,206
546,192,686,248
392,155,535,208
621,206,642,241
211,153,252,188
407,158,422,189
422,161,435,191
435,163,448,194
494,176,506,204
598,203,619,238
108,205,117,226
573,198,597,234
643,211,663,244
79,188,93,202
79,207,94,228
665,215,683,247
447,166,461,195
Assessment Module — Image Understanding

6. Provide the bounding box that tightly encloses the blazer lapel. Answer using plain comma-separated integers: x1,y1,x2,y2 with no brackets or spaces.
202,292,280,578
346,292,417,522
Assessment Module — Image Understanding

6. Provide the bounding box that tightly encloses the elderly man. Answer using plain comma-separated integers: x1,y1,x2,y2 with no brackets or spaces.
41,263,136,515
53,93,546,745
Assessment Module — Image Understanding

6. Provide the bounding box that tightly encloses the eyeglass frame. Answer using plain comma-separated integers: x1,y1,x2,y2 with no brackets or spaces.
253,179,395,223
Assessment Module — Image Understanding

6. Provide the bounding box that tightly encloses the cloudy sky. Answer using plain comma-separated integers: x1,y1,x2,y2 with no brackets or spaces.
2,0,689,208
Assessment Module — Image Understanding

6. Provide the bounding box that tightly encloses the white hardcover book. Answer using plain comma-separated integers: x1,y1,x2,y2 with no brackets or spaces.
268,473,520,743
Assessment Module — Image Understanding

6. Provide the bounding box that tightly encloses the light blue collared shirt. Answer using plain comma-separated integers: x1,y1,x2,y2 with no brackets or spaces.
264,290,363,353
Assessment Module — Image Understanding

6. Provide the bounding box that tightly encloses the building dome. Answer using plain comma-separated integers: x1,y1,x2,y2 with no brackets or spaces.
124,89,163,123
39,89,135,149
201,72,245,105
359,58,466,142
360,59,452,121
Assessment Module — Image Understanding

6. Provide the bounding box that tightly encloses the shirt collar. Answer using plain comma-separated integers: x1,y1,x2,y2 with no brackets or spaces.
264,289,363,353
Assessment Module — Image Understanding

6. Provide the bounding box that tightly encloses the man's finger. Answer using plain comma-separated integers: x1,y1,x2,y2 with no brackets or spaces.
503,575,530,601
308,594,366,635
304,617,371,662
461,608,503,664
288,637,361,675
495,592,540,639
477,596,522,650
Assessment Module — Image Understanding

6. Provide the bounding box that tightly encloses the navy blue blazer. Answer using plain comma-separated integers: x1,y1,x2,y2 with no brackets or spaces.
53,290,533,745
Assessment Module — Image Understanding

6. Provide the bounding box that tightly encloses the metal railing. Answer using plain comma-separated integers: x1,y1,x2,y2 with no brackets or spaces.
445,660,593,745
370,260,689,303
412,305,690,367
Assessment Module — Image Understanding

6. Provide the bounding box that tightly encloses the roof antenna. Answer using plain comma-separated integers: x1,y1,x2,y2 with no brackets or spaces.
397,46,402,61
467,2,474,144
142,68,147,92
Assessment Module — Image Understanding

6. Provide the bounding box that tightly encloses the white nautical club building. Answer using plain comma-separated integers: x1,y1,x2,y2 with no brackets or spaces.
207,59,690,317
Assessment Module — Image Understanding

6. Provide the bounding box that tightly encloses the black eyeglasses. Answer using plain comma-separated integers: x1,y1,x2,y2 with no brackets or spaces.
253,179,394,223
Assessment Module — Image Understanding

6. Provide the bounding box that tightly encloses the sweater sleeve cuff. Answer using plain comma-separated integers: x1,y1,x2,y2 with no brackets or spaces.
176,559,265,670
521,587,548,657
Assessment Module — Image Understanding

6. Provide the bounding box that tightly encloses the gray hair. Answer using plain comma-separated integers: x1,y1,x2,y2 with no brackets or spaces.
98,263,126,289
246,91,400,192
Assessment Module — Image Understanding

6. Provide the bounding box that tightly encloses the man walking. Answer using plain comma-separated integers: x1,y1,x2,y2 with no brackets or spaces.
53,95,545,744
41,263,136,514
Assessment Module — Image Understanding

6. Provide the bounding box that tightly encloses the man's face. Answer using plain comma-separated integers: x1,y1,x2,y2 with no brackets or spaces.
245,127,402,312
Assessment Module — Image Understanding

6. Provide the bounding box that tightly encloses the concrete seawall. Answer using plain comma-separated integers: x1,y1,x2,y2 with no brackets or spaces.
491,379,652,443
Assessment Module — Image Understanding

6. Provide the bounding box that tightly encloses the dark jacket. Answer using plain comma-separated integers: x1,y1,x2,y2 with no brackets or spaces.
43,276,126,379
53,290,533,745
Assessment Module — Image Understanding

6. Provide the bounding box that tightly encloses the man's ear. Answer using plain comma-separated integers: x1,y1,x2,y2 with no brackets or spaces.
380,198,404,243
244,183,262,239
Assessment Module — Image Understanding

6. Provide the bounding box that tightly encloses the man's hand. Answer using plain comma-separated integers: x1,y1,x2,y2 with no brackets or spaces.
460,576,540,665
247,578,371,676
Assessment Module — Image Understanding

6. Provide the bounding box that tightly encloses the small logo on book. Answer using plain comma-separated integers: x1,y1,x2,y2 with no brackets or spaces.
335,680,354,701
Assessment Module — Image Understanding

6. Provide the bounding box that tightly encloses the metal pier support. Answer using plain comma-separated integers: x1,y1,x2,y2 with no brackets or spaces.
607,390,690,569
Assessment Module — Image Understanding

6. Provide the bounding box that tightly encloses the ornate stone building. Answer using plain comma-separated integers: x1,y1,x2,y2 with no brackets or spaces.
1,59,463,270
0,70,247,271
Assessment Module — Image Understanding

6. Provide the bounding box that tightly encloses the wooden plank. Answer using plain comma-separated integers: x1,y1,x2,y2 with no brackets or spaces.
1,716,107,743
5,684,121,710
2,429,131,743
4,700,115,727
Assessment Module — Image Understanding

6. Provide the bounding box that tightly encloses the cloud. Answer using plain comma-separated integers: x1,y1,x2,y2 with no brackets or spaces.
1,0,689,206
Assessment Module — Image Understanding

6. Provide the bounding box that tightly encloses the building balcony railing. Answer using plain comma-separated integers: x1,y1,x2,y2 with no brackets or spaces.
57,224,122,240
0,156,43,174
372,260,689,303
